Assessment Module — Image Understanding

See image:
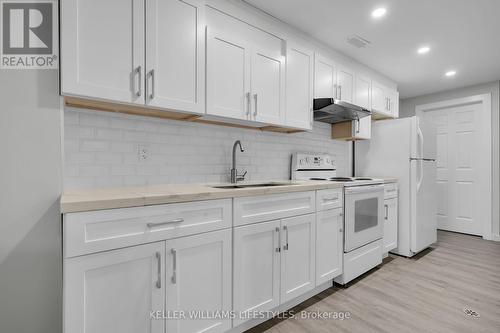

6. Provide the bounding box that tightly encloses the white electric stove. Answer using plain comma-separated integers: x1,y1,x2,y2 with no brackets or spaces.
291,152,385,285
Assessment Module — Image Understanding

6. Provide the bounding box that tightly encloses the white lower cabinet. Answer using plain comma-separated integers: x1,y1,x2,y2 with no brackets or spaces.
384,197,398,253
64,242,166,333
315,208,343,285
280,214,316,303
233,220,281,326
233,213,316,326
165,229,232,333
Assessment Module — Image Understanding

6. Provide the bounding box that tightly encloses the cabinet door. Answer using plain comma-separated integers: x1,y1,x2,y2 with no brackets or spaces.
64,242,165,333
388,90,400,118
280,214,316,303
251,47,286,125
165,229,232,333
314,54,336,98
206,27,251,120
354,116,372,140
371,80,388,115
336,66,355,104
61,0,145,104
355,75,371,109
233,220,281,326
316,208,343,285
285,42,313,130
384,198,398,253
145,0,205,114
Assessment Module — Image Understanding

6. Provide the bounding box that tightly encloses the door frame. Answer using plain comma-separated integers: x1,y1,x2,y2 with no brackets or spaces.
415,94,492,240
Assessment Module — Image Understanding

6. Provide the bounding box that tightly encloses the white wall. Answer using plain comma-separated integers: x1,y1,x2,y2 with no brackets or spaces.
400,80,500,238
64,108,352,188
0,70,62,332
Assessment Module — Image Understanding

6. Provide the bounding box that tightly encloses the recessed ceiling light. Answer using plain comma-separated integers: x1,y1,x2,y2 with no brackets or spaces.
371,7,387,18
445,70,457,77
417,46,430,54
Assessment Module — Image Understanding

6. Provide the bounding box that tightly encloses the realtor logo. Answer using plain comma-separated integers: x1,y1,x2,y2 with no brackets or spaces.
1,0,58,69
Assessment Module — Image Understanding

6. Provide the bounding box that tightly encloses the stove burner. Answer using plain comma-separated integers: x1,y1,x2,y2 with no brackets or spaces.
354,177,373,180
309,177,328,181
329,177,354,181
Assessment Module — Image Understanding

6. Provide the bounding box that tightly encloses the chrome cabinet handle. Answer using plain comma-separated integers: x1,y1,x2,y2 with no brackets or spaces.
275,227,281,252
355,119,360,134
246,92,251,116
149,69,155,100
155,252,162,289
135,66,142,97
385,204,389,220
283,225,289,251
171,248,177,284
253,93,258,116
147,218,184,228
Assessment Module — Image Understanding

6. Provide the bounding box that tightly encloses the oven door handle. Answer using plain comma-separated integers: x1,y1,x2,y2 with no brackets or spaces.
344,185,384,194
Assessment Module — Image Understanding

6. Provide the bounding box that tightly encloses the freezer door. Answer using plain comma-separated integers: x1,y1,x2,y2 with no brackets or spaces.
410,159,437,254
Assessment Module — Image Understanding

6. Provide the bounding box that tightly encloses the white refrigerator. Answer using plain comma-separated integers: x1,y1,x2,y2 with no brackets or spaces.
356,116,437,257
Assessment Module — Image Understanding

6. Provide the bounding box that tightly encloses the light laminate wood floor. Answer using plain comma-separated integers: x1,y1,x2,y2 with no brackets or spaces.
247,231,500,333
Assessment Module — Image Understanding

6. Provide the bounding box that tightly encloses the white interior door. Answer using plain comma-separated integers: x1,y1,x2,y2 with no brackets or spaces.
165,230,231,333
146,0,205,114
423,103,489,236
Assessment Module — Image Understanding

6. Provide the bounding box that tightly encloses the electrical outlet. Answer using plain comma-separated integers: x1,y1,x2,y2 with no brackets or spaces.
138,144,150,162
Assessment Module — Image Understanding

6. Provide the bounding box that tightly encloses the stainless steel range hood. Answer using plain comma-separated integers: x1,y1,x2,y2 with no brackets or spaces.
313,98,371,124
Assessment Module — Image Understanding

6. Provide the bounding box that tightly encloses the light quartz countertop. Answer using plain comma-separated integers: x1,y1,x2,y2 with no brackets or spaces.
60,180,344,213
383,178,399,184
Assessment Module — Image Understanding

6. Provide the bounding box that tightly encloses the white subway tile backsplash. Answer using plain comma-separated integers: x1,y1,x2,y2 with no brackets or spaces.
64,108,351,189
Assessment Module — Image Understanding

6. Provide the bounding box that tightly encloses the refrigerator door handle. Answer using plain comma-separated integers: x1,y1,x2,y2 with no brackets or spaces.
416,120,425,192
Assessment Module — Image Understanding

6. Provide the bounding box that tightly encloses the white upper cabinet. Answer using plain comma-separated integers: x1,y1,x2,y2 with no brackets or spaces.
371,80,399,119
61,0,145,104
145,0,205,114
206,27,251,121
251,47,286,125
285,42,313,130
64,242,165,333
165,230,232,333
314,53,336,98
336,65,355,104
355,75,371,109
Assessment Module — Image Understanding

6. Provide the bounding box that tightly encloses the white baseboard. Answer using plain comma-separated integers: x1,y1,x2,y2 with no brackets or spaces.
492,233,500,242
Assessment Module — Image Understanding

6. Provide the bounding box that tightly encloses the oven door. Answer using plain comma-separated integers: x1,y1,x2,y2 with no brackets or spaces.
344,184,384,252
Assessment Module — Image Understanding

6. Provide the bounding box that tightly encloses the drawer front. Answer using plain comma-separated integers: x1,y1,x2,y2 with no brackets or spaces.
233,191,315,226
384,183,398,199
316,188,343,211
334,239,382,285
64,199,232,257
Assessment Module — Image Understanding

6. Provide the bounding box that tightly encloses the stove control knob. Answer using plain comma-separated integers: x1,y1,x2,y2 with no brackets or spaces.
299,158,305,165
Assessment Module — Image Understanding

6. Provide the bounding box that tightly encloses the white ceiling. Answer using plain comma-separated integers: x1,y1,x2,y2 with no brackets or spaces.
244,0,500,98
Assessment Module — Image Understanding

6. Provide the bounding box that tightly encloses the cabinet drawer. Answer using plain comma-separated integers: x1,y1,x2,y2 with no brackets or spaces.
64,199,231,257
316,188,343,211
233,191,315,226
384,183,398,199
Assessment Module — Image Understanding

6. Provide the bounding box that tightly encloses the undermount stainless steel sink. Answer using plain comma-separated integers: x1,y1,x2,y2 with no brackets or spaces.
211,182,299,189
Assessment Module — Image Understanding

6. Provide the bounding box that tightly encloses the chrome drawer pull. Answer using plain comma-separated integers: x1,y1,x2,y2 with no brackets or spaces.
147,218,184,228
171,248,177,284
322,196,339,202
155,252,162,289
385,204,389,220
